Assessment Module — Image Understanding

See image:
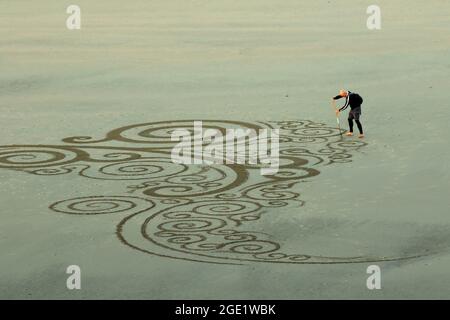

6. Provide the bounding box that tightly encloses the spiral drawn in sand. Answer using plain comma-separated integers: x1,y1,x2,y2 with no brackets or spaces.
3,120,427,265
50,196,154,215
0,146,85,169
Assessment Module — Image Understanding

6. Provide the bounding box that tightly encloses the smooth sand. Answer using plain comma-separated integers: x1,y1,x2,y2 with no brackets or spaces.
1,0,449,299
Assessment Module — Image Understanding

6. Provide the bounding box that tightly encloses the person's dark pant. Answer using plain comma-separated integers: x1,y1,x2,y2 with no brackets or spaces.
348,107,363,134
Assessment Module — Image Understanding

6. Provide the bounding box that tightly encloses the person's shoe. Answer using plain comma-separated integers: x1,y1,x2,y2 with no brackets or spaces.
358,134,365,138
345,132,353,136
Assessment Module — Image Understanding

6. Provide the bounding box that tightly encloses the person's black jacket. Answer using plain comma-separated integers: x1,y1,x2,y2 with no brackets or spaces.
333,91,363,111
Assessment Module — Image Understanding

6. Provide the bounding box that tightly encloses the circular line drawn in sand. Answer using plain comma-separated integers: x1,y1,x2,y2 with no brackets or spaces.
0,119,428,265
50,196,155,215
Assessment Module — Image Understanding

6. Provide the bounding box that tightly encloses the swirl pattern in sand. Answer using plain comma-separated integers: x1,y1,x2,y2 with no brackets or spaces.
0,119,423,265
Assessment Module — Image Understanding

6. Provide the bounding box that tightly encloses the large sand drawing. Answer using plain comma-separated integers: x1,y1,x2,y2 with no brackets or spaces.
0,120,424,265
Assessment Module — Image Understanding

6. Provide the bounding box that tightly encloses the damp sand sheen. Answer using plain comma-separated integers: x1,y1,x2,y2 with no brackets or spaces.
1,0,450,299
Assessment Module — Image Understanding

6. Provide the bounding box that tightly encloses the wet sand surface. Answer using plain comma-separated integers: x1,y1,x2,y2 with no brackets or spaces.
1,0,450,299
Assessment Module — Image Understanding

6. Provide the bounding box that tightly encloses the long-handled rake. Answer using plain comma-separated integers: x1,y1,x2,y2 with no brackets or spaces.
331,100,342,137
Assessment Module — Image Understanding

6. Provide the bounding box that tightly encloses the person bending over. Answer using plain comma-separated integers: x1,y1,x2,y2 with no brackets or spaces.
333,89,364,138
